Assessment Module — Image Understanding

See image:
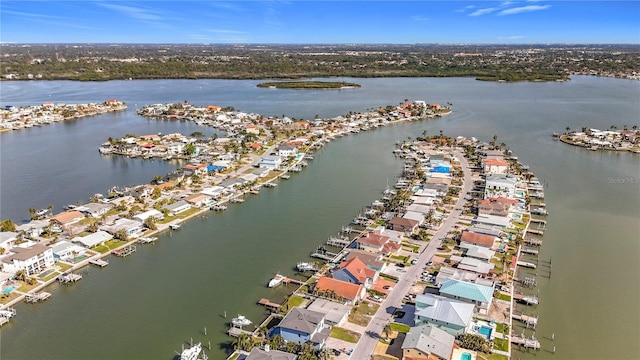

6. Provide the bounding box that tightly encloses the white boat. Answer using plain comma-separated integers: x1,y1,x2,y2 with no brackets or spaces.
263,182,277,188
170,224,181,230
296,262,316,272
231,314,252,327
0,308,16,318
180,342,202,360
138,236,157,244
268,273,285,287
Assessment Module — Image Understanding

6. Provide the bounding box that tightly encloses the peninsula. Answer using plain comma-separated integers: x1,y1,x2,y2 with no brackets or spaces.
557,127,640,153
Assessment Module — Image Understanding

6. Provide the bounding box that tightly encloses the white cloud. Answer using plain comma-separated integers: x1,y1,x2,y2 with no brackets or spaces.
455,5,476,13
498,4,551,15
470,7,499,16
498,35,525,40
98,3,163,21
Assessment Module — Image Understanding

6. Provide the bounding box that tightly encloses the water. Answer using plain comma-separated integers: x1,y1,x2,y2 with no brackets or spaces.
1,77,638,360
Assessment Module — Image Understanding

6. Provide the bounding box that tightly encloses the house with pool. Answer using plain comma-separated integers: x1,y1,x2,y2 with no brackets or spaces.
438,279,495,314
414,293,474,336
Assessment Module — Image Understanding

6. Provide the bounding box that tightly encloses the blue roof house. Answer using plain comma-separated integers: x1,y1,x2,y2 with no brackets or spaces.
439,278,494,314
270,308,330,348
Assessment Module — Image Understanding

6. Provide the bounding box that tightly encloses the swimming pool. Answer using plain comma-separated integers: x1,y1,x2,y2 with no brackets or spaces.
461,353,472,360
2,285,14,295
515,190,526,197
510,213,523,220
478,325,493,339
38,269,55,278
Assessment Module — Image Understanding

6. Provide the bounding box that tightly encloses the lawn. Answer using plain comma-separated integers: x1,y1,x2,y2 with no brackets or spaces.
495,293,511,302
496,323,509,334
477,354,508,360
56,262,73,272
389,322,410,333
286,295,304,308
330,327,360,343
493,338,509,352
348,302,379,326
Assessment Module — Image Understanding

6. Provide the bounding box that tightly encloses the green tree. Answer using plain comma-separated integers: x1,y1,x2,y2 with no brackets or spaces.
184,143,196,156
0,219,16,232
144,217,157,230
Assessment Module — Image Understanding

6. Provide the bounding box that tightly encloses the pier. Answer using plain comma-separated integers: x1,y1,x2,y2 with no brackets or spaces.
113,245,136,257
58,273,82,284
511,335,541,350
282,277,305,286
526,229,545,235
513,293,539,305
310,247,340,261
517,260,537,269
514,277,538,287
326,236,351,247
138,236,157,244
520,248,539,255
512,313,538,328
524,238,543,246
25,291,52,304
89,258,109,267
257,298,282,311
227,326,253,338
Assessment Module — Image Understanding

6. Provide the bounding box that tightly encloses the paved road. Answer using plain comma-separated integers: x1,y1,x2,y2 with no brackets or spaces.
349,148,474,359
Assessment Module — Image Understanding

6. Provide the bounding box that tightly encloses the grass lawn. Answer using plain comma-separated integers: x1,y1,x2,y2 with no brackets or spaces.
477,353,508,360
287,295,304,308
177,207,201,218
496,323,509,334
56,262,73,272
16,280,40,293
496,293,511,302
372,355,398,360
330,327,360,343
389,322,410,333
227,352,240,360
0,292,20,305
41,272,60,282
349,302,379,326
493,338,509,352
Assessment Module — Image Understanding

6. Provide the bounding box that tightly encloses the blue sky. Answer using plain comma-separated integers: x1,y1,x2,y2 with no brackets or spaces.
1,1,638,44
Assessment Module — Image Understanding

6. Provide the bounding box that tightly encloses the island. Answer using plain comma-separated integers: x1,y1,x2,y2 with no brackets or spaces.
257,81,361,89
556,127,640,153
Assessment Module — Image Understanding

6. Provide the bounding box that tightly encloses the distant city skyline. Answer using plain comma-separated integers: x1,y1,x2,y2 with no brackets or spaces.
1,1,638,44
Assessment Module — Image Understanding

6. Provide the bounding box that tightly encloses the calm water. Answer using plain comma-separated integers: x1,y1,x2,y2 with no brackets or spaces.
0,77,638,360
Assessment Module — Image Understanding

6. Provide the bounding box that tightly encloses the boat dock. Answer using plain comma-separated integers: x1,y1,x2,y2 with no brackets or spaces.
524,238,543,246
517,260,537,269
282,277,305,286
512,313,538,328
513,293,539,305
212,204,227,211
257,298,282,311
511,335,541,350
112,245,136,257
0,318,8,327
520,248,539,255
89,258,109,267
137,236,157,244
514,277,538,287
326,236,351,247
310,247,340,261
227,326,253,338
526,229,545,235
58,273,82,284
25,291,52,304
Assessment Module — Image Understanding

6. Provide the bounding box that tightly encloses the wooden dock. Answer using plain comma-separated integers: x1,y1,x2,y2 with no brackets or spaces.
89,258,109,267
326,236,351,247
112,245,136,257
227,326,253,338
512,313,538,328
310,247,339,261
514,277,538,287
58,273,82,284
524,238,543,246
0,317,8,327
517,260,537,269
526,229,545,235
511,335,541,349
282,277,305,286
25,291,51,304
520,248,539,255
257,298,282,311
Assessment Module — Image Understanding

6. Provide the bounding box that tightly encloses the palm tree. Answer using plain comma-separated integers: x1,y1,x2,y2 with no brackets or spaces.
382,323,392,340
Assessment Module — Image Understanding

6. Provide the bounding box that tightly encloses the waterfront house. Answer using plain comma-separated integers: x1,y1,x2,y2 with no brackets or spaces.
75,202,113,218
278,144,298,157
239,173,259,184
403,211,425,226
200,186,226,198
434,266,495,287
306,299,351,327
1,243,54,276
478,198,513,217
474,213,511,228
314,276,367,304
50,210,85,227
182,163,208,177
355,231,401,255
133,209,164,223
102,218,143,238
454,257,495,276
344,249,387,272
251,167,271,178
332,257,379,288
51,240,87,261
459,243,495,262
438,279,494,314
15,219,50,239
259,155,282,170
164,200,192,216
245,347,297,360
389,217,419,233
466,224,503,238
219,177,244,189
73,230,114,248
484,174,518,199
0,232,18,251
184,193,214,208
460,231,497,249
482,158,509,174
270,308,330,348
401,324,456,360
414,293,474,336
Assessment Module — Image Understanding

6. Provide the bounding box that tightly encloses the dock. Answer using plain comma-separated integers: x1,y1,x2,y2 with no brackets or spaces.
25,291,52,304
138,236,157,244
520,248,539,255
513,293,539,305
112,245,136,257
58,273,82,284
326,236,351,247
517,260,537,269
212,204,227,211
89,258,109,267
514,277,538,287
511,335,541,350
227,326,253,338
258,298,282,311
524,238,543,246
282,277,305,286
310,247,340,261
512,313,538,328
0,318,8,327
526,229,545,235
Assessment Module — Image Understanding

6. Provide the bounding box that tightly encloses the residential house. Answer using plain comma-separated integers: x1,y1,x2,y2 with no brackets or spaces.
344,249,387,272
50,210,85,226
484,174,518,199
482,158,509,174
403,211,425,226
478,198,517,217
439,279,494,314
460,231,497,249
252,167,271,178
414,293,474,336
278,144,298,157
51,240,87,261
401,324,456,360
133,209,165,223
355,231,401,255
164,200,192,216
75,202,113,218
260,155,282,170
182,163,208,177
389,217,419,233
332,257,379,288
0,232,18,250
102,218,143,238
474,213,511,228
434,266,495,287
15,219,50,238
459,243,495,262
245,347,297,360
455,257,495,276
306,299,351,326
1,243,54,276
73,230,114,248
314,276,367,304
200,186,226,198
184,193,214,208
271,308,330,348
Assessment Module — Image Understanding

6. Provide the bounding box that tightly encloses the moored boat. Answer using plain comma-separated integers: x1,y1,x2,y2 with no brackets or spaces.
231,314,252,327
180,342,202,360
296,262,316,272
268,273,285,287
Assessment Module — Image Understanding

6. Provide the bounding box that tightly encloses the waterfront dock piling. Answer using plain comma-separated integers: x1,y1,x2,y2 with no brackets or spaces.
258,298,282,311
112,245,136,257
89,258,109,267
25,292,52,304
58,273,82,284
511,334,541,350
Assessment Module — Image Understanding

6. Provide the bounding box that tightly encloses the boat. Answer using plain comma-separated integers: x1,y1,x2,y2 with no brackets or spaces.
138,236,157,244
231,314,252,327
268,273,285,287
212,204,227,211
170,224,181,230
0,308,16,319
296,262,316,272
229,197,244,203
263,182,277,188
180,342,202,360
280,174,291,180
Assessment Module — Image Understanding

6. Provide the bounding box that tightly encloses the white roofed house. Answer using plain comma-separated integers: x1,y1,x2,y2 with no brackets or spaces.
259,155,282,170
102,218,144,239
163,200,192,216
133,209,164,223
401,324,456,360
73,230,114,248
15,219,50,239
75,202,114,218
1,244,54,276
278,144,298,157
0,232,19,251
51,240,87,261
414,293,474,336
484,174,518,199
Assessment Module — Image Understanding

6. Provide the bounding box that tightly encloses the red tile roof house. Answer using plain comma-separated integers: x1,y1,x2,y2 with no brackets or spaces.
332,257,379,288
459,231,497,249
482,158,510,174
50,210,85,226
182,163,208,177
314,277,367,304
355,230,402,256
389,216,419,234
